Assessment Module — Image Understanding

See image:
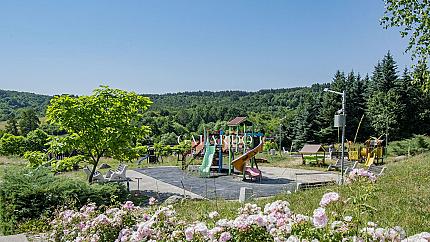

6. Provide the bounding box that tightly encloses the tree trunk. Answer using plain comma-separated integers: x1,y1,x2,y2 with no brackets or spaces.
88,158,100,183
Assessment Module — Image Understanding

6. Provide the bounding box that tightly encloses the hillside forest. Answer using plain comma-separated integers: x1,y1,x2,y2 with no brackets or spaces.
1,52,429,151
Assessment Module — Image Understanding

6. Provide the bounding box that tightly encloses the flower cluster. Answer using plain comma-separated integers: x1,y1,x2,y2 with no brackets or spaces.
347,168,377,183
49,193,428,242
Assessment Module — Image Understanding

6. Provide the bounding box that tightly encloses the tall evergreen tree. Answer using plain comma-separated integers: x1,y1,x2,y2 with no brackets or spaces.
379,51,398,92
316,71,345,143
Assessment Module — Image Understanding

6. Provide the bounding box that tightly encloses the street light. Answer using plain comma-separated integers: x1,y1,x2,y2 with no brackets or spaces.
279,116,286,156
324,88,346,184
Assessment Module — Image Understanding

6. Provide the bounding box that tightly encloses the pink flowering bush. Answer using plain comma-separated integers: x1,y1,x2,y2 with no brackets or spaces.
347,168,377,183
49,191,429,241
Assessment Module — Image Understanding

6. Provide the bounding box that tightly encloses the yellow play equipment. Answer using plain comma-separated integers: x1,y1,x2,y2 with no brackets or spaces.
348,136,384,167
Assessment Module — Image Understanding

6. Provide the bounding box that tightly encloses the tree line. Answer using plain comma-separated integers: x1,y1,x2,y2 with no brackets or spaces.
1,52,429,152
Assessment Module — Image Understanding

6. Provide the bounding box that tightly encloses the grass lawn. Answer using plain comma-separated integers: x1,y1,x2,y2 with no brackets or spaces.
174,153,430,235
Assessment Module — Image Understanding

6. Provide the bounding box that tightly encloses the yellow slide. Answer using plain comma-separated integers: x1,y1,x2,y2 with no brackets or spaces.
231,140,264,173
365,153,375,167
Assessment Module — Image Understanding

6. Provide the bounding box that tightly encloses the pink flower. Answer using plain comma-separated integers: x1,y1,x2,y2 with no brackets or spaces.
219,231,232,242
194,222,208,237
123,201,135,210
209,211,219,219
319,192,340,207
312,207,328,228
149,197,157,205
184,227,194,241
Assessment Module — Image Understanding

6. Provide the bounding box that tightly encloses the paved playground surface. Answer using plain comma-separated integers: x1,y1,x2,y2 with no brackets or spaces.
130,166,339,200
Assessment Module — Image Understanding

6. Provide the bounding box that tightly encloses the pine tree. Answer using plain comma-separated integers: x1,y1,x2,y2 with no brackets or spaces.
367,52,398,94
316,71,345,143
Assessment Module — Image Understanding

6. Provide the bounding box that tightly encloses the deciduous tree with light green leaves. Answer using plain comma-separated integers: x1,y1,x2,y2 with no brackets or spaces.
46,86,152,182
381,0,430,91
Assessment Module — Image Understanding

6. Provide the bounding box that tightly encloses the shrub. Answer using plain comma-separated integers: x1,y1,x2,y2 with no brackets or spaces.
50,155,85,172
0,133,27,156
388,135,430,156
0,166,128,235
49,192,429,242
24,151,48,168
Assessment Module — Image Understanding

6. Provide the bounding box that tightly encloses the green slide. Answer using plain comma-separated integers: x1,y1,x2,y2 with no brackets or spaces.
199,145,216,177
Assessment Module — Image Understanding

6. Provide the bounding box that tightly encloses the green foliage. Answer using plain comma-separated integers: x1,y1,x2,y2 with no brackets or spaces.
366,90,405,138
46,86,152,182
388,135,430,156
46,135,78,156
382,0,430,92
0,133,26,156
50,155,84,172
23,151,48,168
5,115,19,135
18,108,40,136
173,140,192,154
160,132,178,145
0,166,127,235
0,89,50,121
263,140,278,151
26,129,49,152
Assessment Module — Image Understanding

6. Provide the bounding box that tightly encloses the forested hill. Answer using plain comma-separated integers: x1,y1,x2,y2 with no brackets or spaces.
0,89,51,120
145,86,322,114
0,86,320,121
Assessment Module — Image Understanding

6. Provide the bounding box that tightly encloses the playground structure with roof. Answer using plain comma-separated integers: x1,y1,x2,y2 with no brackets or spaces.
190,116,265,181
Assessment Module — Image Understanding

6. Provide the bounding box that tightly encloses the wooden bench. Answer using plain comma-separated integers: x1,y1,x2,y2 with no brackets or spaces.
367,164,386,176
327,159,358,173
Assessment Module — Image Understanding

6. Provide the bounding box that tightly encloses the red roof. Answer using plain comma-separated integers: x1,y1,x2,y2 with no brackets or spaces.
227,117,247,126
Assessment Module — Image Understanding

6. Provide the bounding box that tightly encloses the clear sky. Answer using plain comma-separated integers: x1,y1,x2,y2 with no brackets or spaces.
0,0,411,95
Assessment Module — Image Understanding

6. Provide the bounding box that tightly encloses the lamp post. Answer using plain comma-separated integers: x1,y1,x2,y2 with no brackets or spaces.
324,88,346,184
279,116,286,156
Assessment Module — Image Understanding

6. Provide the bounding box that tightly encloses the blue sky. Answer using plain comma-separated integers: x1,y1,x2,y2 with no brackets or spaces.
0,0,410,95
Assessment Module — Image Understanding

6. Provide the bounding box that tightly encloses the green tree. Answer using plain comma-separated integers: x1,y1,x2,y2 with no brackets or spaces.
366,90,405,140
316,71,345,143
382,0,430,91
46,86,152,182
26,129,49,152
0,133,26,156
368,52,398,94
5,114,19,135
18,108,40,135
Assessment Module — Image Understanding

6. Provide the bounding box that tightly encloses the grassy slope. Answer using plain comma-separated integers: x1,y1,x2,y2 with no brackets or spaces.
174,153,430,235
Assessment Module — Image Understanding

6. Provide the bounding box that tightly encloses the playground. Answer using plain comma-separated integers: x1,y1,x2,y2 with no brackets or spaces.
122,116,342,200
118,116,389,201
